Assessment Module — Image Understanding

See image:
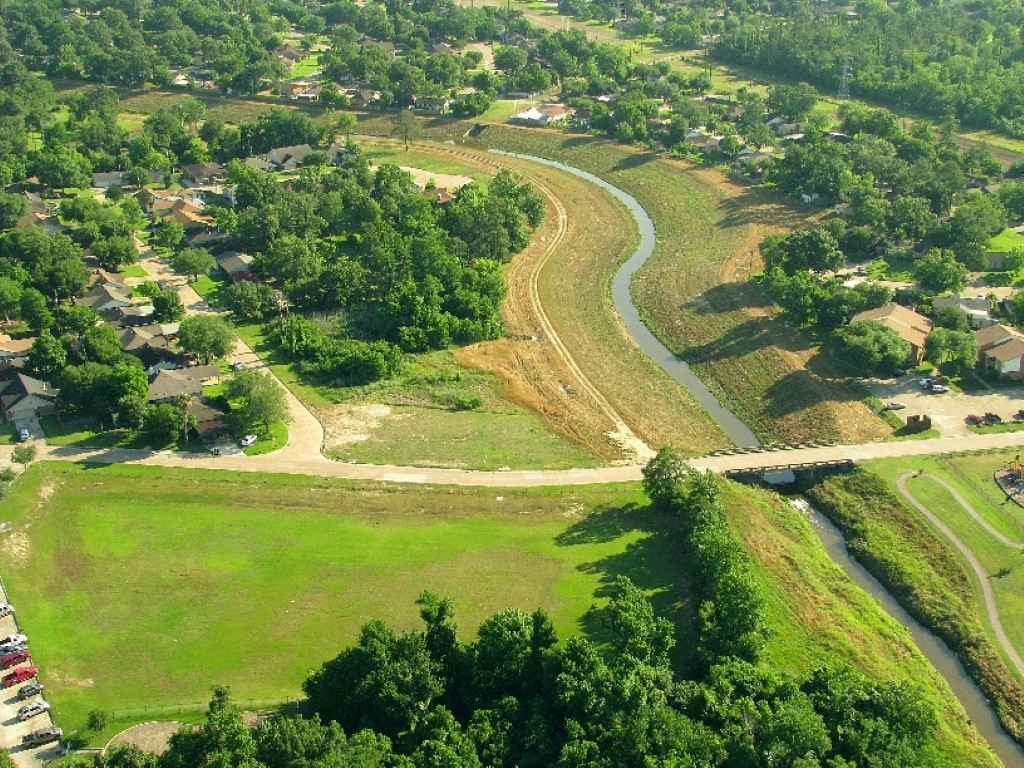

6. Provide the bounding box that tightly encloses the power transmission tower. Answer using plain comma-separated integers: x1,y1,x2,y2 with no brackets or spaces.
838,54,851,99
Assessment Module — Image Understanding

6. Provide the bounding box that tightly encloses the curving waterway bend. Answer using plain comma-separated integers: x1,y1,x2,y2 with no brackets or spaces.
489,149,760,448
489,149,1024,767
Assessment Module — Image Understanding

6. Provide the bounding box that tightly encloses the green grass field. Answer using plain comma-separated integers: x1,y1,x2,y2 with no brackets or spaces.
330,403,600,470
290,55,322,79
865,452,1024,683
0,464,653,730
989,228,1024,254
0,463,1000,763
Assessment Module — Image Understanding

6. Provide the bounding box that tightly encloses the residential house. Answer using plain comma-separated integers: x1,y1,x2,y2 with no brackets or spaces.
412,94,451,114
186,230,229,250
161,200,214,231
134,188,180,214
75,283,133,313
267,144,314,169
345,90,380,109
974,323,1024,379
116,304,155,327
852,304,933,364
276,44,305,63
976,324,1024,378
509,104,575,127
0,364,57,423
147,364,220,403
243,156,276,172
191,395,231,442
0,336,34,361
932,294,995,329
216,251,257,283
117,325,174,367
358,39,397,55
92,171,128,189
181,162,227,186
293,85,323,101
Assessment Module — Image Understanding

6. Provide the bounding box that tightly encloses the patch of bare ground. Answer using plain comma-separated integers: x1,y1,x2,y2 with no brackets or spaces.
317,404,392,452
0,530,30,568
106,722,182,755
445,144,728,458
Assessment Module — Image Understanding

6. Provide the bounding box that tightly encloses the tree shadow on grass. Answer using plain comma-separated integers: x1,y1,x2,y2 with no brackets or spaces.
555,503,698,675
613,151,658,172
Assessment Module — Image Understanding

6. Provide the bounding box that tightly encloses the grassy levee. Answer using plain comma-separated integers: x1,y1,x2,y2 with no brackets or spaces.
350,131,730,455
0,463,999,762
806,464,1024,746
718,479,999,765
477,125,890,445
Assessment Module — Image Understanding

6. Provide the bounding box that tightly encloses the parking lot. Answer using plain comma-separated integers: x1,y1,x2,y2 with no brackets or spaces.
864,374,1024,436
0,598,59,768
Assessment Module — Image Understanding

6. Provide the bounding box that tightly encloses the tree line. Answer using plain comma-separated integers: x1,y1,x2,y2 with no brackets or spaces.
713,0,1024,138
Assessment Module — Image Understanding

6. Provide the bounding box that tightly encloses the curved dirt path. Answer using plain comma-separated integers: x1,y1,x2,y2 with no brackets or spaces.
355,140,653,461
896,472,1024,679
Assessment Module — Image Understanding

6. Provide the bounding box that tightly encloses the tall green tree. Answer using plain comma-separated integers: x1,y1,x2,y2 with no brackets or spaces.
178,315,235,363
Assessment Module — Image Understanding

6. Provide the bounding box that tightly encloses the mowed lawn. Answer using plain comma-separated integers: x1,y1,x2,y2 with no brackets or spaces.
866,451,1024,682
0,463,663,730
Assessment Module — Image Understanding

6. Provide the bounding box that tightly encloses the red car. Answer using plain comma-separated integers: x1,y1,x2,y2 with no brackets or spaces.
0,649,31,669
2,666,37,687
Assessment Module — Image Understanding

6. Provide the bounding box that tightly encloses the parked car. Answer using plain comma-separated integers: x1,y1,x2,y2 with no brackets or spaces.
22,726,62,747
884,401,907,410
239,434,258,447
17,701,50,720
919,378,934,388
929,384,949,393
0,603,14,618
966,414,984,425
2,665,37,687
0,633,27,646
231,361,245,371
0,640,27,654
1,649,31,669
18,427,29,441
17,681,44,699
985,412,1003,425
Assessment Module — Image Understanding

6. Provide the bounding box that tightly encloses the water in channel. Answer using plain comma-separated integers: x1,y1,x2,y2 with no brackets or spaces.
488,149,761,448
794,499,1024,768
488,148,1024,766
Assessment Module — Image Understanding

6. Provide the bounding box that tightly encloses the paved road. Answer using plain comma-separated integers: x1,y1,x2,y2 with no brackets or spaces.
7,430,1023,487
896,472,1024,680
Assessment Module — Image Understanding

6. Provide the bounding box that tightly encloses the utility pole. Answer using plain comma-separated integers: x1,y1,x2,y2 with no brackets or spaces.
838,54,851,99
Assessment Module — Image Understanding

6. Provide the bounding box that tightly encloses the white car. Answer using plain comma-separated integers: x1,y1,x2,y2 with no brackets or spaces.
17,701,50,721
0,634,27,647
929,384,949,393
0,604,14,618
884,401,907,411
239,434,258,448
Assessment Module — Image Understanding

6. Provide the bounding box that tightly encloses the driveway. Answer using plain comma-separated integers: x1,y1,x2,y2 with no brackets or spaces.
863,373,1024,436
134,247,325,460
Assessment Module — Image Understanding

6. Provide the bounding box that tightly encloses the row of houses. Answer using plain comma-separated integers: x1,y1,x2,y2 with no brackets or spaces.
852,302,1024,379
0,269,232,440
